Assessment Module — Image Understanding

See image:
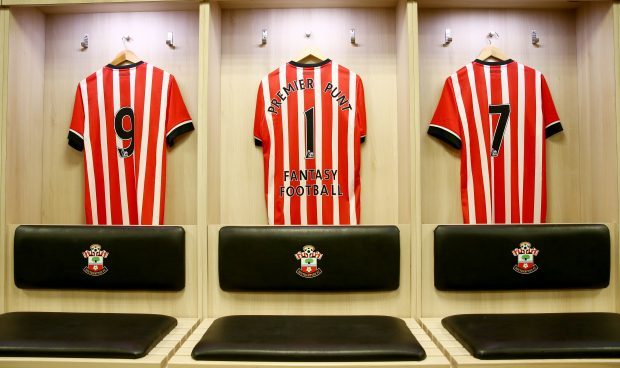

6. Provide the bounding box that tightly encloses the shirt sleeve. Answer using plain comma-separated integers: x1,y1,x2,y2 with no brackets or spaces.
428,77,462,149
68,84,85,152
541,74,563,138
356,75,367,143
165,75,194,147
253,81,267,147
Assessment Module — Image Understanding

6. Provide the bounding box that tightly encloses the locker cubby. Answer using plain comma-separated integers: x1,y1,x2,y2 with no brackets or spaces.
3,3,200,226
201,0,416,318
0,2,201,318
416,1,620,319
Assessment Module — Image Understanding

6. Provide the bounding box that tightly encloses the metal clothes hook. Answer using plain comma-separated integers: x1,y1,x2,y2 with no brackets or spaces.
443,28,452,46
350,29,356,45
487,31,499,44
531,30,540,45
122,35,131,50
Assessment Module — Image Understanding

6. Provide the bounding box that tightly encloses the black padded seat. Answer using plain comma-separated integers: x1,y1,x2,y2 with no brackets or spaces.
442,313,620,360
0,312,177,359
192,315,426,362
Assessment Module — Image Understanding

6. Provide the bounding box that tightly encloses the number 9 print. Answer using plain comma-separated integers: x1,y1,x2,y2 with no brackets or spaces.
115,107,135,158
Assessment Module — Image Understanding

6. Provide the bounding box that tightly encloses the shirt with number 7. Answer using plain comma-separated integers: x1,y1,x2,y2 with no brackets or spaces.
254,59,367,225
428,59,563,224
68,61,194,225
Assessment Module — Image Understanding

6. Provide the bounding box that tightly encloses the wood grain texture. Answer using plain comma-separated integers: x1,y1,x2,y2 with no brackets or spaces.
215,0,399,9
576,2,618,224
217,7,402,225
419,8,580,224
0,318,199,368
5,224,200,317
421,318,620,368
205,224,412,318
615,0,620,314
0,8,9,314
168,318,450,368
420,223,618,317
38,10,199,225
5,8,46,225
416,0,595,9
3,0,197,7
405,0,421,319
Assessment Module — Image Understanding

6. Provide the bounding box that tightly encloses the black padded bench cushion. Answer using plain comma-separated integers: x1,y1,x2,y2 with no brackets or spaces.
434,224,610,290
14,225,185,291
219,226,400,291
0,312,177,359
192,315,426,362
442,313,620,360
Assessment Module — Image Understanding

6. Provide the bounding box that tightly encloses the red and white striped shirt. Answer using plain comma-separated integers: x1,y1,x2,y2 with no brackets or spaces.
68,61,193,225
428,59,563,224
254,59,367,225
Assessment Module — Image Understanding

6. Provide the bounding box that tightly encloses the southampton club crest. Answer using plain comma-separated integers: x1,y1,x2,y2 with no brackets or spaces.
512,242,539,274
82,244,109,276
294,245,323,278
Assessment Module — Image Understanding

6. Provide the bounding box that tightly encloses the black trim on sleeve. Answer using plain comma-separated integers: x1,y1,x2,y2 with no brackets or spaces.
545,122,564,138
361,136,366,143
428,126,461,149
68,131,84,151
166,122,195,147
254,137,263,147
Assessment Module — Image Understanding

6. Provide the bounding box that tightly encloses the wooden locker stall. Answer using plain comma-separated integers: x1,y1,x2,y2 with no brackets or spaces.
0,2,203,366
416,0,620,366
198,0,417,317
416,0,618,316
168,1,451,367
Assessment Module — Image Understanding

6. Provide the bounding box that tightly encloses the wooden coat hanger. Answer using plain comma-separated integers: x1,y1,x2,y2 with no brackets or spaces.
109,36,141,66
477,32,508,61
294,47,327,64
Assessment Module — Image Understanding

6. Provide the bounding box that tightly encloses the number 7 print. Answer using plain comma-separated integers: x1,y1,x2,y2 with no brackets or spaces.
489,104,510,157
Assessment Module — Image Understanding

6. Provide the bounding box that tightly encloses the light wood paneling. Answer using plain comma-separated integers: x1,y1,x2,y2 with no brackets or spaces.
0,318,198,368
38,10,198,225
576,2,618,224
5,224,199,317
419,8,580,224
6,8,46,225
205,1,221,225
197,0,221,319
416,0,596,9
205,224,412,317
404,0,421,318
169,318,450,368
217,7,402,225
421,318,620,368
420,223,618,317
4,0,196,7
0,8,9,314
216,0,399,9
615,0,620,313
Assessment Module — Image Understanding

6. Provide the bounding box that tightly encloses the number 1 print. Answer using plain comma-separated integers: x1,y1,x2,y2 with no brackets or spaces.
305,107,315,159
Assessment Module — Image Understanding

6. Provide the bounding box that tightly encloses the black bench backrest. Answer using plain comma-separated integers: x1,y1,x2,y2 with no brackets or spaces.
14,225,185,291
219,226,400,291
434,224,610,291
